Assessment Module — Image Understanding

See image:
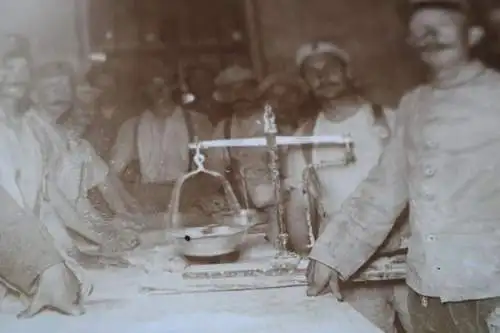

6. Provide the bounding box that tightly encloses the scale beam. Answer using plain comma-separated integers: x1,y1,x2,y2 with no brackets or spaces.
188,135,353,149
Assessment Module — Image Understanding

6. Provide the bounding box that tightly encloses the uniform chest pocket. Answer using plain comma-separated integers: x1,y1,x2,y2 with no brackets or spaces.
417,112,500,154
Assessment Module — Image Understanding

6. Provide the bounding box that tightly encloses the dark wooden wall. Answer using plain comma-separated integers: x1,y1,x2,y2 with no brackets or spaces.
256,0,427,106
88,0,432,108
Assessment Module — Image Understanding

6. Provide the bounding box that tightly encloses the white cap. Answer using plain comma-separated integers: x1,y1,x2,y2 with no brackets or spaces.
214,65,254,87
295,41,350,67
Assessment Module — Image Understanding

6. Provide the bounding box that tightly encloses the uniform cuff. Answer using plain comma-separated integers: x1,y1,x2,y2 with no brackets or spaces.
309,238,377,281
309,244,343,276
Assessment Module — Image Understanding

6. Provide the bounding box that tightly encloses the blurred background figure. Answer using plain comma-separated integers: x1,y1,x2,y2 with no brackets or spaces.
210,65,280,241
183,63,225,124
257,72,310,135
82,64,122,162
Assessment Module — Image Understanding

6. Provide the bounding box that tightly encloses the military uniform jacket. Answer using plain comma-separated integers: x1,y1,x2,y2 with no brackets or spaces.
310,61,500,302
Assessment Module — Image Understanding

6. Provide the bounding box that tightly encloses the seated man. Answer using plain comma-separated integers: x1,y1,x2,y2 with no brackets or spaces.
0,38,88,317
28,61,138,255
56,107,141,253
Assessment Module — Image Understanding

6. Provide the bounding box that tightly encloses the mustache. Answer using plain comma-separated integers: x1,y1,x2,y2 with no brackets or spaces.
417,43,450,52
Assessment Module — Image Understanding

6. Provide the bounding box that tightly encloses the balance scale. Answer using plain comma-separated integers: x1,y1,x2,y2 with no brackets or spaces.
163,105,405,294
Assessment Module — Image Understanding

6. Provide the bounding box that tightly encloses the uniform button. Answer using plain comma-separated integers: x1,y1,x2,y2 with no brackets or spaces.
427,235,435,241
425,140,438,149
422,189,435,200
423,165,436,177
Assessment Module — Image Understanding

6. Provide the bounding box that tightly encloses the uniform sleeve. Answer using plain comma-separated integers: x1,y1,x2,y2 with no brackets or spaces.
309,102,409,280
109,117,138,174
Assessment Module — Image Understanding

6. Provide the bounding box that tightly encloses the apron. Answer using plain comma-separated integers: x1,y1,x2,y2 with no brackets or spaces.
298,104,387,239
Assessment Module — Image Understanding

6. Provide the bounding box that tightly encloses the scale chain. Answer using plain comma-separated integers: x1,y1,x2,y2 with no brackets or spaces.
263,104,289,255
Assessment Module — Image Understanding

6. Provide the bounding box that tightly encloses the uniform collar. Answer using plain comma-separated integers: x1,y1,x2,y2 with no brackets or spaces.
432,61,486,90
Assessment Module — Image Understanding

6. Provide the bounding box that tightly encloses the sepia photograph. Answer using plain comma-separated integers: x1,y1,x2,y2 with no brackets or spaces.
0,0,499,332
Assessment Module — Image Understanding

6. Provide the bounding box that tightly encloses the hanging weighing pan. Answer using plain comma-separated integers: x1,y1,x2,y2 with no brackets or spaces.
166,151,248,257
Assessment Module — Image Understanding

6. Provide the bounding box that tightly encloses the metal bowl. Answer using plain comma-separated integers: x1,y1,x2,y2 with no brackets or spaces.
215,209,262,228
170,224,246,257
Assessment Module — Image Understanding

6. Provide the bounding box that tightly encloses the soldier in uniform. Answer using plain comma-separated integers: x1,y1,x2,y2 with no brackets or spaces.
307,1,500,332
284,41,410,333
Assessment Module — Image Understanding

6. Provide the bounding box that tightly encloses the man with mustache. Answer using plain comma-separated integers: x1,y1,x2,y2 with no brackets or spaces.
307,0,500,332
284,41,410,333
0,37,88,317
29,62,138,249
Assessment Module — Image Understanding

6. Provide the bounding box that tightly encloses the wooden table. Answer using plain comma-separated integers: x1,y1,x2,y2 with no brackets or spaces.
0,233,384,332
0,271,382,333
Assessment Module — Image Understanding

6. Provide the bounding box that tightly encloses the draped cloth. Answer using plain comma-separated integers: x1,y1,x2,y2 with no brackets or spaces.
6,109,91,297
0,186,63,295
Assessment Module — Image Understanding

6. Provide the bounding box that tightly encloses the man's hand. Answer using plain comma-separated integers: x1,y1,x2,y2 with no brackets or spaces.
306,259,343,301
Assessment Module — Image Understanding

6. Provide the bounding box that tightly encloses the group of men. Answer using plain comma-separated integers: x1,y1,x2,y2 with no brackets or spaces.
0,29,312,317
1,0,499,332
298,0,500,332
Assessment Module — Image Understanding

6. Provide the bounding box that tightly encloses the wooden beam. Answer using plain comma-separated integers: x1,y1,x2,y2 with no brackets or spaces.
244,0,266,80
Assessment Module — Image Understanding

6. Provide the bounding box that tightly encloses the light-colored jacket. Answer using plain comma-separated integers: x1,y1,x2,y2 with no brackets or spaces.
310,61,500,302
110,107,213,183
